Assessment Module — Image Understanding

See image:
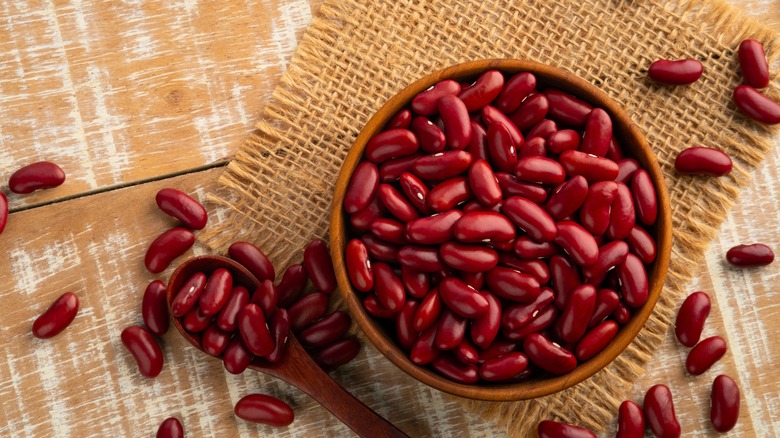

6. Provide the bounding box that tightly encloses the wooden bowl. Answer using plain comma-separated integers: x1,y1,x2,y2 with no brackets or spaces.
329,59,672,401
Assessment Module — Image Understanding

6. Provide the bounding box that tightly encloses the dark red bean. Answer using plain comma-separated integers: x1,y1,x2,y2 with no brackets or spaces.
501,287,554,331
606,183,635,240
388,109,412,129
144,227,195,274
399,172,430,214
303,239,337,294
486,266,541,302
250,280,277,318
526,119,557,141
514,156,566,186
588,289,620,328
582,241,629,285
412,151,473,181
477,339,518,363
405,210,461,244
613,303,632,325
300,311,351,349
427,176,473,212
579,108,612,157
510,94,549,131
361,234,400,262
495,72,536,114
514,236,560,259
644,384,681,438
553,220,599,267
674,147,733,176
344,162,379,214
627,225,657,264
435,309,467,350
733,84,780,125
345,239,373,292
410,325,440,365
616,158,641,185
466,122,490,162
365,129,419,163
430,354,479,384
372,262,405,313
545,175,589,221
395,301,419,351
412,79,461,115
505,304,558,340
739,39,770,88
559,150,619,183
438,94,472,150
276,264,308,308
411,116,447,153
453,211,515,243
499,256,550,284
468,159,502,206
618,254,649,308
547,129,580,154
228,241,275,283
523,333,577,375
0,193,7,235
156,417,184,438
631,169,658,226
171,272,207,317
495,173,548,204
479,352,528,382
216,285,250,332
726,243,774,267
711,375,740,432
439,277,489,318
458,70,504,111
237,304,274,357
482,105,524,146
686,336,727,375
558,284,597,343
234,394,294,427
364,295,395,319
537,420,596,438
616,400,645,438
607,137,625,161
349,196,387,233
440,241,499,272
223,337,253,374
486,120,519,173
675,291,711,347
265,308,291,363
519,137,547,158
648,59,703,85
398,245,444,272
574,320,618,361
121,326,164,378
460,271,485,290
413,287,442,332
32,292,79,339
199,268,233,316
378,154,422,183
182,307,211,333
401,266,430,299
470,292,501,349
455,340,479,365
503,196,557,242
8,161,66,194
156,188,208,230
313,337,361,371
580,181,617,236
142,280,169,336
378,184,420,223
549,254,581,309
202,324,231,356
543,88,593,126
288,292,329,331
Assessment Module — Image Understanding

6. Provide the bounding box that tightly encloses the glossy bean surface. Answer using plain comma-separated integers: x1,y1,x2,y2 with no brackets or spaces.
674,147,732,176
509,93,549,131
32,292,79,339
144,227,195,274
412,79,461,115
733,85,780,125
276,264,308,308
155,188,208,230
606,183,635,240
0,193,6,235
738,39,770,88
588,289,620,328
579,108,612,156
202,324,231,356
453,211,515,243
199,268,233,316
537,420,596,438
478,352,528,381
574,320,618,361
182,307,211,333
303,239,337,294
514,156,566,186
543,88,592,126
553,220,599,266
372,262,406,313
399,172,430,214
675,291,711,347
559,150,619,183
156,418,184,438
250,280,277,319
486,266,541,302
495,72,535,113
644,384,681,438
398,245,444,272
438,94,472,149
545,175,589,221
648,59,703,85
631,169,658,226
558,284,597,343
523,333,577,375
711,374,740,432
470,292,501,349
547,129,580,154
503,196,557,242
288,292,329,331
171,272,207,317
427,177,473,212
618,254,649,308
495,173,548,204
579,181,617,236
726,243,774,267
616,400,645,438
412,150,473,180
142,280,169,336
121,325,163,378
486,120,518,173
344,162,379,214
300,311,351,348
627,225,657,264
468,159,502,206
411,116,447,153
345,239,373,292
8,161,66,194
365,129,419,162
265,309,291,363
234,394,294,426
430,354,479,384
501,287,554,331
435,309,467,350
440,241,499,272
686,335,727,376
458,70,504,111
223,337,253,374
438,277,489,318
313,337,361,371
482,105,524,146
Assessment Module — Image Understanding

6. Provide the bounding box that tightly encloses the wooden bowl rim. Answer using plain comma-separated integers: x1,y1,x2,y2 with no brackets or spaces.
330,59,672,401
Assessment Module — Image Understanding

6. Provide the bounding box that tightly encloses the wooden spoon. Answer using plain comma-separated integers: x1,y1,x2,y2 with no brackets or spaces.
167,255,408,438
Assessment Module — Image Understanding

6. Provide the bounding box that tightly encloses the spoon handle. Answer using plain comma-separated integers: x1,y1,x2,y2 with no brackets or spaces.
261,337,408,438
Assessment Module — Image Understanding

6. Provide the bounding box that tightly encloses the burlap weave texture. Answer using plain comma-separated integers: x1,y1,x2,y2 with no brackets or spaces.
204,0,779,435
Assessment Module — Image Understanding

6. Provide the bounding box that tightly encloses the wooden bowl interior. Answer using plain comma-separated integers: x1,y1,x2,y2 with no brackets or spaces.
330,59,672,401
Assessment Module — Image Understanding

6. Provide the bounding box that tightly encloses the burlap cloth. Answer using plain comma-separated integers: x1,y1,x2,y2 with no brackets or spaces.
202,0,779,435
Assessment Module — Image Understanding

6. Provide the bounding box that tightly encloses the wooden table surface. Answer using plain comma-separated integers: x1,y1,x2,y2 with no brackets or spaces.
0,1,778,436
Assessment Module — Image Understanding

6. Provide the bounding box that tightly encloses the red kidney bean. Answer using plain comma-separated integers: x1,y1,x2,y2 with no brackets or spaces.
361,234,400,262
440,241,499,272
613,303,632,325
183,307,212,333
344,162,379,214
427,176,473,212
438,94,472,150
288,292,329,332
8,161,66,194
349,196,387,233
739,39,769,88
559,150,619,183
726,243,774,266
345,239,373,292
413,287,442,332
648,59,703,85
545,175,589,221
482,105,524,146
372,262,405,313
514,156,566,186
458,70,504,111
156,417,184,438
216,286,250,332
616,400,645,438
499,256,550,284
574,320,618,361
171,272,207,317
733,84,780,125
155,188,208,230
607,137,625,161
514,236,560,259
510,94,549,131
0,193,7,235
405,210,461,244
478,352,528,382
435,309,467,350
547,129,580,154
549,254,581,309
686,336,727,375
606,183,635,240
401,266,430,299
466,122,490,162
202,324,231,356
486,266,541,302
431,354,479,384
579,108,612,157
234,394,294,427
223,337,253,374
502,287,554,331
477,339,518,363
121,325,163,378
275,264,308,308
32,292,79,339
265,308,291,363
251,280,278,316
588,289,620,328
142,280,169,336
455,339,479,365
144,227,195,274
228,241,275,283
557,284,597,344
399,172,430,214
495,173,548,204
300,311,351,349
378,184,420,223
505,303,559,340
523,333,577,375
363,294,395,319
711,375,740,432
537,420,596,438
495,72,536,113
237,303,274,357
644,384,681,438
365,129,419,163
618,254,649,308
674,146,733,176
398,245,444,272
412,151,473,181
582,241,629,285
452,211,515,243
626,225,657,264
630,169,658,226
315,339,360,371
543,88,593,126
503,196,557,242
580,181,618,236
410,325,440,365
486,120,519,173
395,301,419,351
460,271,485,290
525,119,558,141
379,154,422,183
412,79,461,115
468,159,502,206
470,292,501,349
519,136,547,158
615,158,641,184
675,291,711,347
553,220,599,266
199,268,233,316
388,109,412,129
411,116,447,153
303,239,337,294
438,277,489,318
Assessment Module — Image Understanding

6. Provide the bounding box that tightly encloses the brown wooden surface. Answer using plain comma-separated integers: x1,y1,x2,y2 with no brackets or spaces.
0,1,778,437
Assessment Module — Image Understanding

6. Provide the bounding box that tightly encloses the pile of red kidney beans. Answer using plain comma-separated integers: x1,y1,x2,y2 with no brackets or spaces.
9,37,777,437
